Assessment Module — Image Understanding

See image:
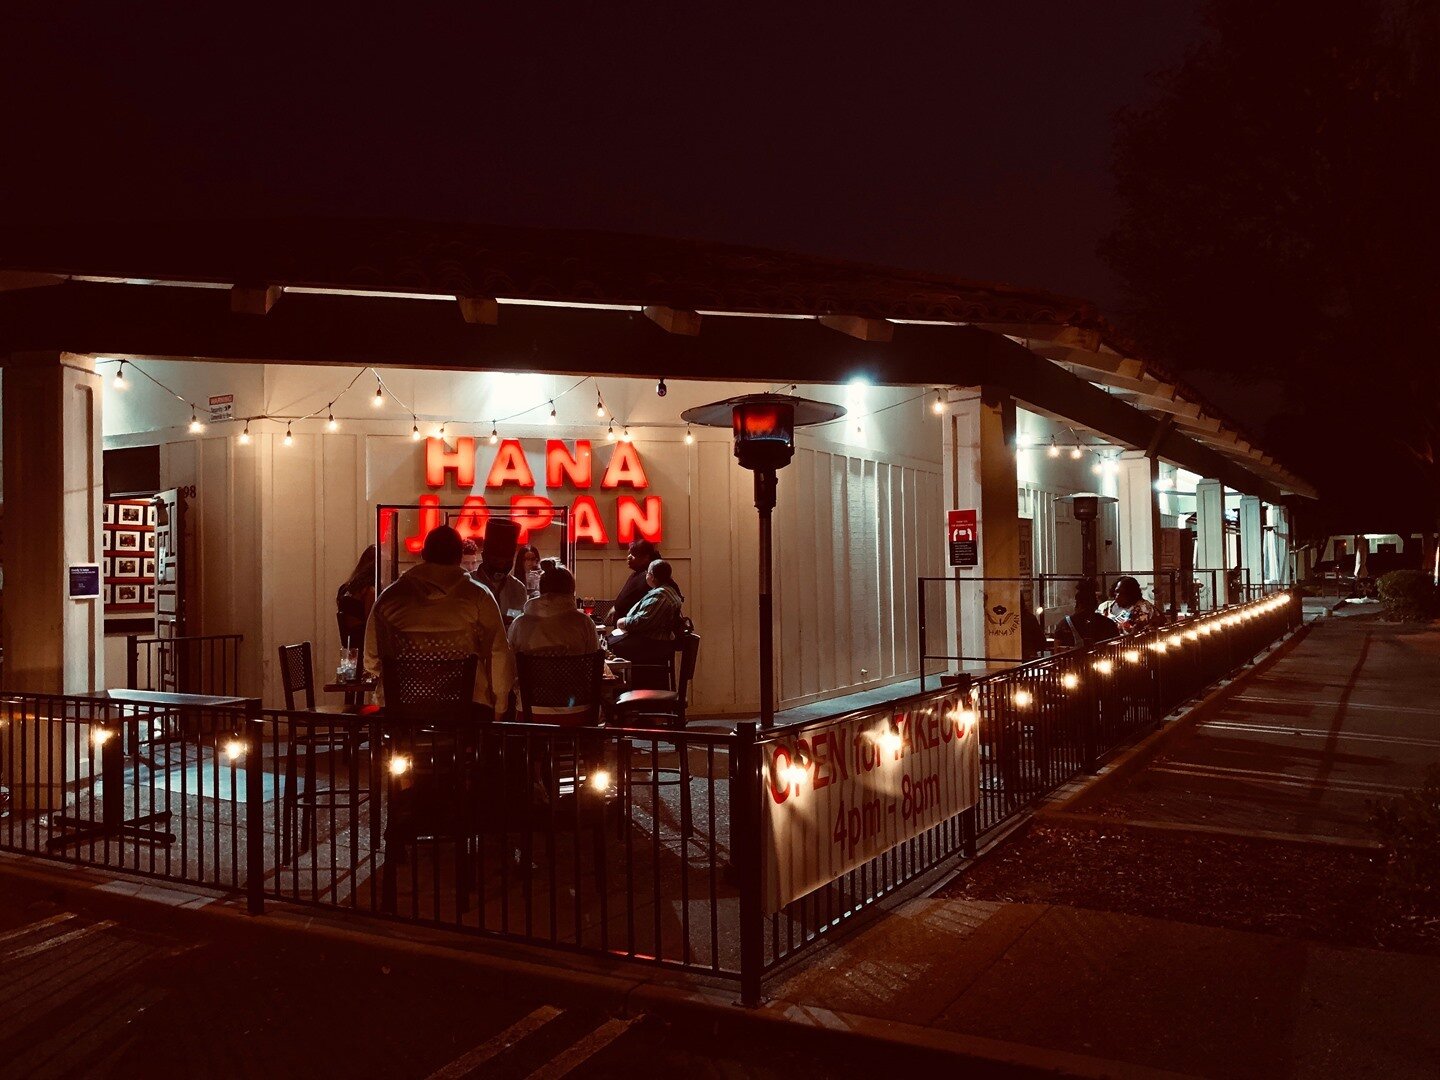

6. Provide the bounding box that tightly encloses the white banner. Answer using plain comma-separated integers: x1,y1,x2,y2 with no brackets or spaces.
760,690,980,913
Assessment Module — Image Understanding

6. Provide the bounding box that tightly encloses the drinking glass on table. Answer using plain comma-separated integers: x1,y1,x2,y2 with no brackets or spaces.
582,596,596,618
337,647,358,681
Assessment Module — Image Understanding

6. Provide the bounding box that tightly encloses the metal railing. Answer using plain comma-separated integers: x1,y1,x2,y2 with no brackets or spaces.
0,593,1299,1006
127,634,245,698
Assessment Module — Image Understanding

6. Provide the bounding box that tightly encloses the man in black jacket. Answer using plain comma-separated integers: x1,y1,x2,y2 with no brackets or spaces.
606,539,683,623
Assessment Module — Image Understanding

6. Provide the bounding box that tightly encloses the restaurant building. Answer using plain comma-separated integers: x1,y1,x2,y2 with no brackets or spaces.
0,221,1313,712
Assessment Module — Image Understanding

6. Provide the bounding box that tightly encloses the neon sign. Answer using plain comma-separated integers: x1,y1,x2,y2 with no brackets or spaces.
403,437,663,551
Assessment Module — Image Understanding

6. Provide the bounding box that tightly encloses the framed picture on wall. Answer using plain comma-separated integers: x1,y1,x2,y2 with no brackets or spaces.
112,530,141,551
102,557,112,578
115,556,140,578
145,504,157,526
143,557,156,578
144,531,156,551
103,503,115,525
144,584,156,603
103,585,114,604
117,503,144,526
114,584,140,604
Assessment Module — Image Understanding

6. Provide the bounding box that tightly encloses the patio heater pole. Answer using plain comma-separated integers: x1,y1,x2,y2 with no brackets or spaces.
756,469,778,730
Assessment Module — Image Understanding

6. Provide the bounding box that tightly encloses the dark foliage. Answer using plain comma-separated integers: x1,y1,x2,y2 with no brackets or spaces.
1376,569,1439,621
1103,0,1440,529
1371,764,1440,921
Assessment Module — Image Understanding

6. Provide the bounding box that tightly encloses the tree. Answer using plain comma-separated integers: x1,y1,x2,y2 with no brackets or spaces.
1103,0,1440,533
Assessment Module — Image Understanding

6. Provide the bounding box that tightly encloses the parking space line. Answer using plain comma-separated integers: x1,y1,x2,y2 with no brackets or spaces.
524,1016,639,1080
423,1005,564,1080
0,912,76,946
2,920,117,964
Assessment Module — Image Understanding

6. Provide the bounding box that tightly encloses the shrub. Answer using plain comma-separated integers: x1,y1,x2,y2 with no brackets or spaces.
1376,569,1437,622
1372,764,1440,916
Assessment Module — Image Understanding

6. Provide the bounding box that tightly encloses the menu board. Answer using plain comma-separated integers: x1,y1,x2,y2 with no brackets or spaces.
102,498,157,615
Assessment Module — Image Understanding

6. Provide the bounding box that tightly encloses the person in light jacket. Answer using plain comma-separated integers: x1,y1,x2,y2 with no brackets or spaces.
508,560,599,657
364,525,515,718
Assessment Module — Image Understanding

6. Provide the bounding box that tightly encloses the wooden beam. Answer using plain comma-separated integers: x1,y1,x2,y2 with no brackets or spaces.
643,305,702,336
818,314,893,342
230,284,281,315
1032,343,1144,379
975,323,1102,352
1108,388,1202,419
456,296,499,325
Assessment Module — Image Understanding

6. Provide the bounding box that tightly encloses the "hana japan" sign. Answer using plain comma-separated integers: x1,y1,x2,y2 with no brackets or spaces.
398,437,663,551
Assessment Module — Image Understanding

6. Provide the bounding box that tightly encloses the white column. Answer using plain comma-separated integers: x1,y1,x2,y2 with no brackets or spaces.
1194,479,1226,607
946,389,1021,665
2,352,106,692
1239,494,1263,596
1116,450,1161,600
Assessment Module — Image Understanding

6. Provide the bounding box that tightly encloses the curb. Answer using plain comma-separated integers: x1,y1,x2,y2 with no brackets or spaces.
0,852,1196,1079
1036,619,1316,819
1036,811,1386,853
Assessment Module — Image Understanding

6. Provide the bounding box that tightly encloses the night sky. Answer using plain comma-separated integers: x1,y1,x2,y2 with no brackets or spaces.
1,2,1200,307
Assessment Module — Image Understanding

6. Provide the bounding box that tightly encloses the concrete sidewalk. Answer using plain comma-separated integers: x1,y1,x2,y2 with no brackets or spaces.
1084,602,1440,843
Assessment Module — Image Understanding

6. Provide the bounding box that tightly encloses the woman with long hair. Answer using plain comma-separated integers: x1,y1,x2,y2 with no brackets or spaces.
336,545,377,648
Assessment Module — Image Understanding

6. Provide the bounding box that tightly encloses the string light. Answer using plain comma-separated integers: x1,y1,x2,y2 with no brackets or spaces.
620,425,633,443
1048,441,1061,458
238,422,251,445
595,391,606,417
188,410,203,435
606,421,616,442
684,425,694,445
489,422,498,445
548,400,557,425
1069,445,1082,460
283,424,293,447
372,380,384,407
327,411,338,432
931,390,945,415
1013,689,1034,708
410,419,422,441
1061,673,1080,691
112,362,128,390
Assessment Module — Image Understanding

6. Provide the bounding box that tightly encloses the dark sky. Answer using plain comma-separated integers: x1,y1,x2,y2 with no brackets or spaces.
1,2,1201,308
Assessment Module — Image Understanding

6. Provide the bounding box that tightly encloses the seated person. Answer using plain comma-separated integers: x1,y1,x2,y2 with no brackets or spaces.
508,560,600,657
609,558,684,684
363,525,514,720
1061,579,1120,647
606,539,683,623
1097,575,1160,635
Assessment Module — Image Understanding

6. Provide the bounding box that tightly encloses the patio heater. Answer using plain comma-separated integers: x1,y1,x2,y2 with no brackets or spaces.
1057,491,1118,583
681,393,845,728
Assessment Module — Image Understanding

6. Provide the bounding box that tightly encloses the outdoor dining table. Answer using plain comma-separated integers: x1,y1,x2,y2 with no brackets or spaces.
43,688,251,850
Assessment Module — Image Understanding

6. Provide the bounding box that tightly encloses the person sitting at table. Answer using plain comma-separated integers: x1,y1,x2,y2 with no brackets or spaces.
472,519,528,621
606,539,683,623
364,525,514,719
335,545,377,649
1097,575,1160,635
512,543,543,598
460,538,481,577
1062,579,1120,647
508,560,599,657
609,559,684,683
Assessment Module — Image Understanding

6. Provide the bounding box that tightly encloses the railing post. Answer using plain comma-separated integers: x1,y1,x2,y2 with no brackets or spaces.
1081,650,1098,773
244,700,265,915
734,720,764,1007
917,577,928,691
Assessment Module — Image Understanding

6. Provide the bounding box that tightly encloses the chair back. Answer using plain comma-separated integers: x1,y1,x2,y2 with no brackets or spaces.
278,642,315,711
675,631,701,709
515,651,605,726
381,649,478,731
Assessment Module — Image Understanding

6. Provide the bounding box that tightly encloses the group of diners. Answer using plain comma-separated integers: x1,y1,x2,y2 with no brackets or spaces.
1054,575,1161,649
336,525,686,724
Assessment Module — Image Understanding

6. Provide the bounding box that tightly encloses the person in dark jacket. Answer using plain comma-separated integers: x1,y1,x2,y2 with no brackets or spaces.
1062,579,1120,648
336,545,377,648
606,539,683,622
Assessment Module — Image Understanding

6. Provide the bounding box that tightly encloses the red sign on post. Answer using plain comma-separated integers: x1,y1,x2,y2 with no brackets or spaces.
947,509,978,567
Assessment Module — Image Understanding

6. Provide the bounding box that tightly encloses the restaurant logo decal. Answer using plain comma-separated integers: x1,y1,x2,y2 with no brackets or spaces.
401,437,663,551
760,692,980,913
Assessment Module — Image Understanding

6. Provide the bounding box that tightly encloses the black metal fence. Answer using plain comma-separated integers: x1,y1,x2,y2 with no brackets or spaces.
127,634,245,697
0,594,1299,1005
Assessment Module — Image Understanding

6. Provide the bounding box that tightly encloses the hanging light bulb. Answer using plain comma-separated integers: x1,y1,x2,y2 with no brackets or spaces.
372,380,384,407
188,410,203,435
327,411,338,432
684,424,694,445
932,390,945,415
595,391,605,417
488,422,498,445
548,400,557,425
436,422,447,438
1047,442,1061,458
620,426,633,443
113,362,128,390
283,424,293,447
238,422,251,446
606,421,616,442
1070,445,1083,460
1091,462,1103,476
410,419,422,441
